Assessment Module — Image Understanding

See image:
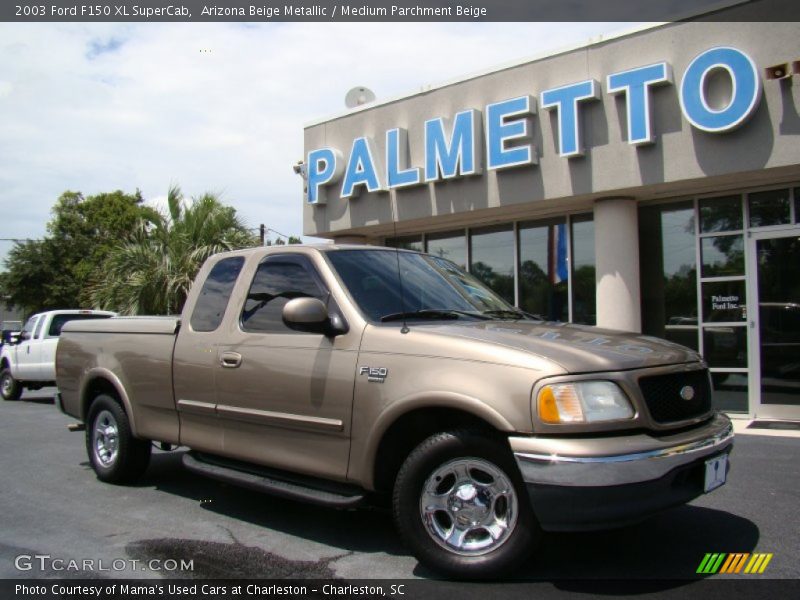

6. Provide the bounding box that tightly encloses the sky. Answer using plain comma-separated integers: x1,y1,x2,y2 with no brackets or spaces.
0,20,641,265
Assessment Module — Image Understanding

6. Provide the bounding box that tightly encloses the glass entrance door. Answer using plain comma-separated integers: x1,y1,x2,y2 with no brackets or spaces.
749,231,800,419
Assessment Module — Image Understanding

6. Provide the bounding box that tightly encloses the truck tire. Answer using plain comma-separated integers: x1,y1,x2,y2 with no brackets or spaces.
86,394,151,484
393,430,539,579
0,368,22,401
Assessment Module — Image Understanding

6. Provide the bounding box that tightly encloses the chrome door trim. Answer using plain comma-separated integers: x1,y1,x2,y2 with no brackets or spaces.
216,404,344,432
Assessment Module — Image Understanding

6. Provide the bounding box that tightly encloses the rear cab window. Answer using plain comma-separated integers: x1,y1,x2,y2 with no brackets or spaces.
190,256,246,332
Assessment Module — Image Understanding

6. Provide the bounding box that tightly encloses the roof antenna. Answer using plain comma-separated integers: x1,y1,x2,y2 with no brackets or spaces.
389,195,409,334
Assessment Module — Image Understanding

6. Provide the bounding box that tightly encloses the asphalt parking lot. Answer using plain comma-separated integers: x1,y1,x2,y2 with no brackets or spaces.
1,388,798,592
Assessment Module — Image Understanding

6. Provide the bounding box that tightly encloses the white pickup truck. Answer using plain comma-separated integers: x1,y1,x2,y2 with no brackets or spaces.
1,310,115,400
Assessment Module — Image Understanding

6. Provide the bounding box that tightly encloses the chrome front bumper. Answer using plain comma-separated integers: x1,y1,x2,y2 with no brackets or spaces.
511,412,733,487
509,413,734,531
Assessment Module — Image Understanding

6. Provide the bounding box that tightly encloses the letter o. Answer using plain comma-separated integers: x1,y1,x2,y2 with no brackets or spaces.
679,47,762,132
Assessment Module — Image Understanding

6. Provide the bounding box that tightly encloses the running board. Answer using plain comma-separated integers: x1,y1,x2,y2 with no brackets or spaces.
182,453,365,509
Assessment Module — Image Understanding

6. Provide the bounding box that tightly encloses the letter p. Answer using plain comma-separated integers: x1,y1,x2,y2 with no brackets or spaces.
307,148,344,205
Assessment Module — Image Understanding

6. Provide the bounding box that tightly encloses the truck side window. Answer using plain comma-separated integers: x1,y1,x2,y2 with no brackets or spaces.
190,257,245,332
241,256,327,333
20,316,38,342
33,316,46,340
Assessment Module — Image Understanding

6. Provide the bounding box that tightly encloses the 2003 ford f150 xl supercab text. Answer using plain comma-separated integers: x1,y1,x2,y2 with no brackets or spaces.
56,245,733,578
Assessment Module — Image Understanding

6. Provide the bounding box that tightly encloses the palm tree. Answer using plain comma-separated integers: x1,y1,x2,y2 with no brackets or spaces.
90,186,257,315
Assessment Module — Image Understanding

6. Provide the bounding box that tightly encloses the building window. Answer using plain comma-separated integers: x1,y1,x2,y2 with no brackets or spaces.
383,215,596,325
518,218,568,321
641,194,751,412
470,225,515,305
794,188,800,223
711,373,749,413
385,235,423,251
571,214,596,326
639,202,699,350
426,230,467,270
699,195,742,233
700,235,744,277
698,196,748,410
748,188,791,228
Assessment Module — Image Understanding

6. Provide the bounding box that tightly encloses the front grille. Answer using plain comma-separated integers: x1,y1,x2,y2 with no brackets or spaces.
638,369,712,424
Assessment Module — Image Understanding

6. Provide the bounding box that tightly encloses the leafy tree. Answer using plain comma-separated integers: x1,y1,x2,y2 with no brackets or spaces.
0,239,61,315
1,189,149,314
264,235,303,246
50,190,155,306
90,186,257,315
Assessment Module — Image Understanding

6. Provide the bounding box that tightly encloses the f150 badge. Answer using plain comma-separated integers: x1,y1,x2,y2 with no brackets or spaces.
359,366,388,383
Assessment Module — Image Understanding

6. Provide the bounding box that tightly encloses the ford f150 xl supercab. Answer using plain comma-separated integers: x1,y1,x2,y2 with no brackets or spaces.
1,309,115,400
55,245,733,578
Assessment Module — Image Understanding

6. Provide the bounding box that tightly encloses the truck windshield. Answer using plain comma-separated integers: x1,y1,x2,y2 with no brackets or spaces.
326,249,528,323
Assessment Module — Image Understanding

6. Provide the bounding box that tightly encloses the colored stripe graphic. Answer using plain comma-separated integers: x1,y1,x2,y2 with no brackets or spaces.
720,553,749,574
698,553,773,574
744,553,773,574
697,553,726,574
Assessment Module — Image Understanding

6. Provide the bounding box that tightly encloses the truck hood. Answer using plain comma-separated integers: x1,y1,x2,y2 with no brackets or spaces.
365,320,702,373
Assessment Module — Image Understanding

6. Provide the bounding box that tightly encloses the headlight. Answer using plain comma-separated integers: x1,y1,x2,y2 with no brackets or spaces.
537,381,634,424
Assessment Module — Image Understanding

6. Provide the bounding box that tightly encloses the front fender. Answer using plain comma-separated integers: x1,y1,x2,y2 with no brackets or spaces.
356,391,516,490
0,347,16,371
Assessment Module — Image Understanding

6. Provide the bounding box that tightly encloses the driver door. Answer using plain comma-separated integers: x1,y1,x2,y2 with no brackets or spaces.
14,315,41,380
214,253,359,480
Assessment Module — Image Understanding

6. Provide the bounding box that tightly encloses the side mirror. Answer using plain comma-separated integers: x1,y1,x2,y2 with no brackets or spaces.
17,331,29,343
283,297,347,336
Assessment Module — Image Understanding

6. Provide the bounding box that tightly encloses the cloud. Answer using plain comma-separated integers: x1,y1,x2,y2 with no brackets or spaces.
0,21,638,266
86,36,127,60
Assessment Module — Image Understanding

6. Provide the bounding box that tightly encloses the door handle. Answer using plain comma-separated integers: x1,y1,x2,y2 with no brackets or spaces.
220,352,243,368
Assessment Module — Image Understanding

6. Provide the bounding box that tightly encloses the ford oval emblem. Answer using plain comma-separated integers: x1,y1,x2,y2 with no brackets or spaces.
680,385,696,401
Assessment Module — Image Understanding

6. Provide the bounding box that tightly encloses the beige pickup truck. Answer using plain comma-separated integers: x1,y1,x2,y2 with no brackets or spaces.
56,245,733,578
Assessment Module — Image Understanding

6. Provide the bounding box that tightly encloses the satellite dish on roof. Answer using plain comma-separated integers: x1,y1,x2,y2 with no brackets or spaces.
345,86,376,109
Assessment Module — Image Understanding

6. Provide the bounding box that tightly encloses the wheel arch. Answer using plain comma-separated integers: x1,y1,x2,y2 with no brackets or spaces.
80,369,138,437
366,396,515,494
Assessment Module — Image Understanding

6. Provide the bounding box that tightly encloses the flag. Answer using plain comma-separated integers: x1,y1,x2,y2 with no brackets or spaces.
548,223,568,284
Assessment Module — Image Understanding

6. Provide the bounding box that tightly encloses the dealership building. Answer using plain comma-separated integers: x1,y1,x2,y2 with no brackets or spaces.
301,15,800,421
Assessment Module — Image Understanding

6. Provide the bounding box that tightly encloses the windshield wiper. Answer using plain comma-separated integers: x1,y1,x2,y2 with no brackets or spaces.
380,309,490,322
481,309,541,321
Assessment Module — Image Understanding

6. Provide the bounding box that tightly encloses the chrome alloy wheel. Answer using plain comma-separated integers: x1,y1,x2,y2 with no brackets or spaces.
419,457,518,556
93,409,119,467
1,374,13,397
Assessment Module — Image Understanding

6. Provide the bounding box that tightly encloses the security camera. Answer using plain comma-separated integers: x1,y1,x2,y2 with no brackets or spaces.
292,161,307,180
765,64,791,80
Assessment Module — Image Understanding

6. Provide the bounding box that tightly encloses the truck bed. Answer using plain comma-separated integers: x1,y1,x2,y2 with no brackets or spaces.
56,317,181,444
